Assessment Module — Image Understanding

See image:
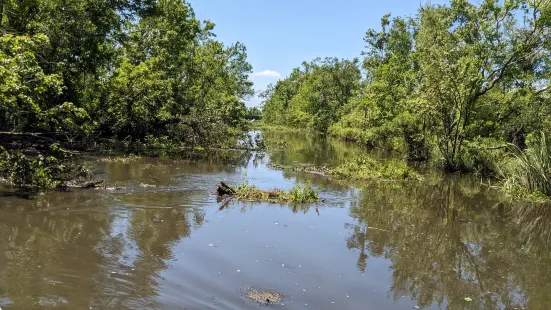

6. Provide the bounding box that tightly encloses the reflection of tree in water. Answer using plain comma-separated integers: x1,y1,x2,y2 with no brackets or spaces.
237,201,315,214
0,191,112,309
0,187,206,309
263,129,366,167
92,192,205,309
345,174,551,310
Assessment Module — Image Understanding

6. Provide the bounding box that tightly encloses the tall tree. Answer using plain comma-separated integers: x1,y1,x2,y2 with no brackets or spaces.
416,0,551,170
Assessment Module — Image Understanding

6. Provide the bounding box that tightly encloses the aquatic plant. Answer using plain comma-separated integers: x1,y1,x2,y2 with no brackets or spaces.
233,181,320,203
501,133,551,200
289,182,322,203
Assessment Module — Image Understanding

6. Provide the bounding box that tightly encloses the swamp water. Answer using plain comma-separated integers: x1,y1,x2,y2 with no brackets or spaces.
1,130,551,310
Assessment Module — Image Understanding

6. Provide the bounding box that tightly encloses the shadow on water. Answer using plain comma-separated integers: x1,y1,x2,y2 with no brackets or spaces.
1,129,551,309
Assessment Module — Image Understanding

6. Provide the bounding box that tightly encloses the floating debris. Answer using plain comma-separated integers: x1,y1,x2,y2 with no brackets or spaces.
244,288,285,305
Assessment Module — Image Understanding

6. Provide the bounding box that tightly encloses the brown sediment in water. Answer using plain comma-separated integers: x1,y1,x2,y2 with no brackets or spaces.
244,288,285,304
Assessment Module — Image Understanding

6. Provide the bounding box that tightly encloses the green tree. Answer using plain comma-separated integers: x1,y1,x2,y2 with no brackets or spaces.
416,0,551,170
262,58,361,132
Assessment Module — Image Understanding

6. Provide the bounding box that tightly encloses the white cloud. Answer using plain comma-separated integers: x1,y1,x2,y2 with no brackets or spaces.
252,70,281,77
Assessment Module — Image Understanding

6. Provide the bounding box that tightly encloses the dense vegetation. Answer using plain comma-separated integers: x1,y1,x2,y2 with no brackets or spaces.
262,0,551,197
0,0,254,187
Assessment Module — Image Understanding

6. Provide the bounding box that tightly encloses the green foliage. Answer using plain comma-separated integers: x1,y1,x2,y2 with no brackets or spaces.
261,0,551,191
261,57,361,132
0,0,256,188
0,34,88,133
329,155,422,181
288,182,322,203
501,133,551,199
1,0,253,145
0,145,91,188
454,138,506,177
234,181,320,203
245,106,262,118
414,0,550,170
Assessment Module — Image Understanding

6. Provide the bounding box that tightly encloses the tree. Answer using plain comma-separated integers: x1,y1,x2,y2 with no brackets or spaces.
261,58,361,132
416,0,551,170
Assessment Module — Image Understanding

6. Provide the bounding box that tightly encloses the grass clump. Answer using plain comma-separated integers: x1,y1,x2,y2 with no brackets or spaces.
328,155,422,181
234,181,320,203
98,154,142,163
500,133,551,200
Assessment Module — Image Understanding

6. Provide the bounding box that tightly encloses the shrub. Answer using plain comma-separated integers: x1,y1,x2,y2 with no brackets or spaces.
0,145,91,189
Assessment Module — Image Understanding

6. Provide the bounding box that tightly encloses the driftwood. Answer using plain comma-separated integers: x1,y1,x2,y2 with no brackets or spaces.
216,182,236,211
217,181,236,196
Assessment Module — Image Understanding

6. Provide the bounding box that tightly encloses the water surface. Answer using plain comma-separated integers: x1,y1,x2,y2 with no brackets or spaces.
1,130,550,310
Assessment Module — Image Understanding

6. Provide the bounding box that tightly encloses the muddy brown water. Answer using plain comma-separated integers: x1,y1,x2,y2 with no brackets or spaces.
1,130,551,310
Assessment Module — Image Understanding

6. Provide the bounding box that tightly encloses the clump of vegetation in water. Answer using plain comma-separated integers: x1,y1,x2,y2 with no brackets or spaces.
0,145,92,189
500,133,551,200
328,155,423,181
98,155,142,164
234,181,320,203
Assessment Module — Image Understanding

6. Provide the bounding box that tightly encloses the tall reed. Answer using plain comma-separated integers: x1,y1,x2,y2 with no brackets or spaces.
501,133,551,198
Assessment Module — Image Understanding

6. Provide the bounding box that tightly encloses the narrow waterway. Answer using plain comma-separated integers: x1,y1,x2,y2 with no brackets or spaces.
0,130,550,310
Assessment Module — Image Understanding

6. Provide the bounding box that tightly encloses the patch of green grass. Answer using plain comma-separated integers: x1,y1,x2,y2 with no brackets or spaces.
234,181,320,203
328,155,423,181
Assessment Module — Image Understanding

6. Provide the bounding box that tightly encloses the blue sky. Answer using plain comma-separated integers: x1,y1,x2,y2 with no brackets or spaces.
188,0,449,107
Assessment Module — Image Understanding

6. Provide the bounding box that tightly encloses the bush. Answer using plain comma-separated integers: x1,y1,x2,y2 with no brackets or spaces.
0,145,91,189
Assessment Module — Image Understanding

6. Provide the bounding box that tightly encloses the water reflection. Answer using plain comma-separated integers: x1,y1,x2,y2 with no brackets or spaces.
263,129,366,167
346,174,551,310
0,183,207,309
1,130,551,309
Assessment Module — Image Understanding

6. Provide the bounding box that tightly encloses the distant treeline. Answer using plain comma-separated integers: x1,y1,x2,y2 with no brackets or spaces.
262,0,551,181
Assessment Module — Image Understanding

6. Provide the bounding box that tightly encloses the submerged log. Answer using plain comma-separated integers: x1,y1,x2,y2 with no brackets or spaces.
217,181,236,196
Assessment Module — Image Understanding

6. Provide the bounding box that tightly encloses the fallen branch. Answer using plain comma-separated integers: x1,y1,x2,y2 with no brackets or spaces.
217,181,236,196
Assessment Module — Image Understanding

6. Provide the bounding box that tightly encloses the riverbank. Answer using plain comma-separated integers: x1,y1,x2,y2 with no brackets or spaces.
260,124,551,201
